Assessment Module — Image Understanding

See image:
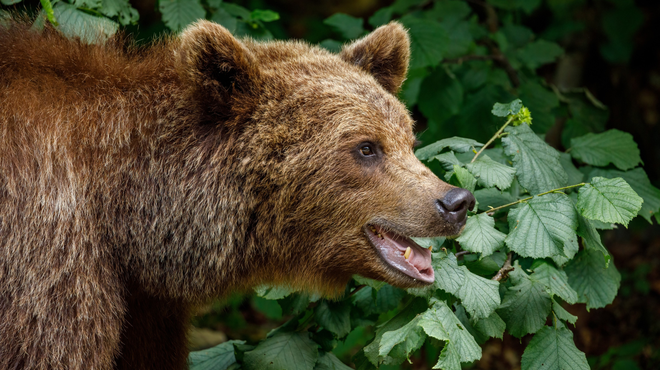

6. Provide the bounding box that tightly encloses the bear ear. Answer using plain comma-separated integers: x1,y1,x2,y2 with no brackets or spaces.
340,22,410,94
175,20,259,114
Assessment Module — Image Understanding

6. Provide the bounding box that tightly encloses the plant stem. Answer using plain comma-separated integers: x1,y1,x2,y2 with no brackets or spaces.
492,253,513,281
471,116,515,163
483,183,587,215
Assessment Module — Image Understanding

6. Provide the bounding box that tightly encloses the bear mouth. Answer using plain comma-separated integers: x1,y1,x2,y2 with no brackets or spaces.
364,224,435,284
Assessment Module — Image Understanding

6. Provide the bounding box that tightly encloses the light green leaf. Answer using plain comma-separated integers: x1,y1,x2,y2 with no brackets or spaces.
101,0,139,25
576,210,611,267
352,275,386,291
410,236,447,253
324,13,364,40
532,262,578,304
588,168,660,223
457,213,506,257
577,177,643,227
473,311,506,340
159,0,206,31
452,165,477,192
432,152,462,172
430,252,465,295
1,0,21,5
188,340,244,370
517,39,564,69
474,188,517,211
53,2,118,43
570,129,642,170
315,352,352,370
521,326,589,370
400,15,449,69
422,299,481,364
433,343,461,370
491,99,522,117
458,270,501,319
254,285,295,300
466,154,516,189
505,193,578,259
315,300,351,338
251,9,279,22
243,332,319,370
552,299,577,325
416,137,483,160
378,316,426,359
497,262,552,338
565,248,621,310
503,124,568,194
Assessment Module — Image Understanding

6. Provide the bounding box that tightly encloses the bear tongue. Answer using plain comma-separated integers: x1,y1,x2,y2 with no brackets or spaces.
369,226,435,284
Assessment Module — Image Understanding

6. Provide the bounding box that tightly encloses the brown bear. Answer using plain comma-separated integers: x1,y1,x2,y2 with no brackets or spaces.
0,18,474,369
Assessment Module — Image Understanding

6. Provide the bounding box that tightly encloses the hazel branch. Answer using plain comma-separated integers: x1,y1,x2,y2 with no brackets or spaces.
491,253,513,281
483,183,587,215
471,115,515,163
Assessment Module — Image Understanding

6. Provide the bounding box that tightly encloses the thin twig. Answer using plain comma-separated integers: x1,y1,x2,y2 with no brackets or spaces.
492,253,513,281
349,285,367,297
471,116,515,163
483,183,587,215
455,251,471,258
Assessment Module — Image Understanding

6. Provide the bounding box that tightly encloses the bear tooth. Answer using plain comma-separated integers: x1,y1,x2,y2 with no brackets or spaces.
404,247,411,260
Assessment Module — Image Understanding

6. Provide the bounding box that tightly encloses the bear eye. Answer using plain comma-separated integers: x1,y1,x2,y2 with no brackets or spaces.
360,144,375,157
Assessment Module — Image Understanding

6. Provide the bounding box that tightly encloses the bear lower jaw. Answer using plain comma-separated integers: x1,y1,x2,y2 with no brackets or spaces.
364,224,435,285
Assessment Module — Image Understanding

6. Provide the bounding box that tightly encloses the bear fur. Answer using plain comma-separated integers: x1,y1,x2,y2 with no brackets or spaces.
0,19,466,369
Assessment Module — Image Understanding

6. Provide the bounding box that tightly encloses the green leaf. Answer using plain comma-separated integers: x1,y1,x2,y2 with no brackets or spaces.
314,352,352,370
352,276,386,291
159,0,206,31
416,137,483,160
211,7,237,33
40,0,58,26
570,129,642,170
452,165,477,192
457,213,506,257
552,299,577,325
254,285,295,300
418,68,464,124
251,9,279,22
430,252,465,295
473,311,506,340
491,99,522,117
243,332,319,370
576,211,611,267
466,154,516,190
368,7,393,28
497,263,552,338
438,20,474,60
431,152,462,172
458,268,501,319
53,2,118,43
503,124,568,194
565,249,621,310
422,299,481,364
505,193,578,260
518,81,559,132
324,13,364,40
400,15,449,69
188,340,244,370
1,0,21,5
521,325,589,370
100,0,139,25
315,300,351,338
588,168,660,223
221,3,250,20
516,39,563,69
560,153,584,186
474,188,517,211
577,177,643,227
378,316,426,360
532,262,578,304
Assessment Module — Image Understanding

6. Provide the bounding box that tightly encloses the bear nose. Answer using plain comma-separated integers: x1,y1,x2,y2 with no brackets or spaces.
437,188,476,225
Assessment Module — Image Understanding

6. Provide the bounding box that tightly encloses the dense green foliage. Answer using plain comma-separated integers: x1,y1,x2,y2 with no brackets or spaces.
3,0,658,369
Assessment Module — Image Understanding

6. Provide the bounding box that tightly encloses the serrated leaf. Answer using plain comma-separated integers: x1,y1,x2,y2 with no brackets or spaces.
188,340,244,370
570,129,642,170
53,2,118,43
532,262,578,304
400,15,449,69
416,137,483,160
503,124,568,194
433,343,461,370
458,270,501,319
378,316,426,359
577,177,643,227
457,213,506,257
497,263,552,338
324,13,364,40
432,152,462,172
452,165,477,192
505,193,578,259
565,249,621,310
315,300,351,338
552,299,577,325
576,210,611,267
521,326,589,370
431,253,465,295
243,332,319,370
423,299,481,364
101,0,139,25
466,154,516,189
159,0,205,31
474,188,517,211
473,311,506,340
315,352,353,370
491,99,522,117
588,168,660,223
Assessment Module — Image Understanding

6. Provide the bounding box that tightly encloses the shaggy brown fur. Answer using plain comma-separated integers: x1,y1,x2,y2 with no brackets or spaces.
0,19,462,369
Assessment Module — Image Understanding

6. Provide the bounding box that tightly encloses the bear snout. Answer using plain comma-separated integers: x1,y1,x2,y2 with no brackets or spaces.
436,188,476,226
